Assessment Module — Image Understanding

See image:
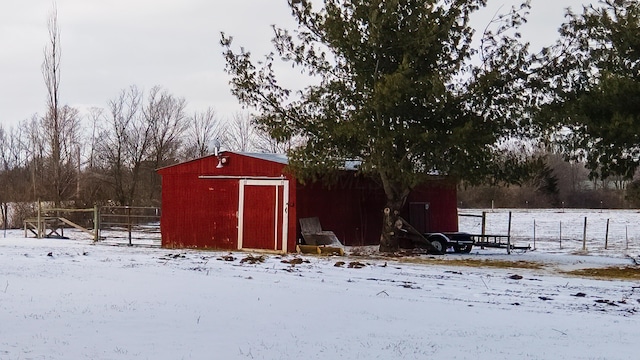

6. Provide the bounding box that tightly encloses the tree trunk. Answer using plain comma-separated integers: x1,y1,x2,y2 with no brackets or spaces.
378,172,411,253
379,207,401,252
43,6,62,207
378,195,408,253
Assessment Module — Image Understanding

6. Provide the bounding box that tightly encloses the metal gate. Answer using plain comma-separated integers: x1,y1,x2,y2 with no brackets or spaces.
99,206,161,246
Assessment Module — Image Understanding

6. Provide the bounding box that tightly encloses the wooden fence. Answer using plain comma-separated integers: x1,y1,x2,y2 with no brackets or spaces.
24,202,161,246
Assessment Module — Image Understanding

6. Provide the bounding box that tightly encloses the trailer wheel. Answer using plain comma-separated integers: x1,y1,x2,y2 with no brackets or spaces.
454,244,473,253
429,237,447,255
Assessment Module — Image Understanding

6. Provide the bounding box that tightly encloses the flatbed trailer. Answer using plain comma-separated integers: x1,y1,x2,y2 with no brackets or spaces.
472,234,530,250
398,215,529,255
404,230,530,255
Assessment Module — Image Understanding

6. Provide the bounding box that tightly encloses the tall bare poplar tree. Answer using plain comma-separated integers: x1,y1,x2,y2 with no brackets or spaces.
42,4,63,206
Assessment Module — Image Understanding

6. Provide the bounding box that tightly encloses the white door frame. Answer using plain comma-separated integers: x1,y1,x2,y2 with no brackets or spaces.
237,179,289,252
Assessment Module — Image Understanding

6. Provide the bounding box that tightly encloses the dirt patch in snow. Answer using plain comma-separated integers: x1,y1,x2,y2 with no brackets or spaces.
393,255,640,281
562,266,640,280
397,257,544,270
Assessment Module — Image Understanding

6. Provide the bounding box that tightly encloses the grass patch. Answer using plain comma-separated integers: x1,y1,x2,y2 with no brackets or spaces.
397,257,543,270
562,267,640,280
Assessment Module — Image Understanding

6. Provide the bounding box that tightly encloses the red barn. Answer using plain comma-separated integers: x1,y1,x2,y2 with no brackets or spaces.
157,152,458,251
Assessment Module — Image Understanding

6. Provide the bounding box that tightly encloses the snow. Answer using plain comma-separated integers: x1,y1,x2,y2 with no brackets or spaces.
2,209,640,359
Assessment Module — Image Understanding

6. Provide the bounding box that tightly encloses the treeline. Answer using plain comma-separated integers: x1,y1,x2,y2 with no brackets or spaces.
2,81,638,217
459,153,640,209
0,85,300,212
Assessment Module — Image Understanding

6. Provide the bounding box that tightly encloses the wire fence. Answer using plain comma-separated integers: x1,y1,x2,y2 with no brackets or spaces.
459,208,640,254
99,206,161,246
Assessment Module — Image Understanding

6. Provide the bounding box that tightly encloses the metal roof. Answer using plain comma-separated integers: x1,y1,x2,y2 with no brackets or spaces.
238,152,363,171
238,152,289,164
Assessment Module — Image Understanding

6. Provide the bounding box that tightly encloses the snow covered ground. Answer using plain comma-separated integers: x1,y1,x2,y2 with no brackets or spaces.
1,209,640,359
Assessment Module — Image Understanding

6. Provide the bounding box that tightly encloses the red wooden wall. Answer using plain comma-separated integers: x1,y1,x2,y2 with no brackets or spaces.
295,174,386,246
296,175,458,246
158,152,459,250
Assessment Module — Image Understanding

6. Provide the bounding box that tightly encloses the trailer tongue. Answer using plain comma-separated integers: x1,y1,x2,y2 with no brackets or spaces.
397,217,529,254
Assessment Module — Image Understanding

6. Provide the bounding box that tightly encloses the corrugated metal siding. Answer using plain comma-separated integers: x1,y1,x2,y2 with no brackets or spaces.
296,176,458,246
296,176,386,246
159,152,297,251
161,175,239,249
159,153,288,178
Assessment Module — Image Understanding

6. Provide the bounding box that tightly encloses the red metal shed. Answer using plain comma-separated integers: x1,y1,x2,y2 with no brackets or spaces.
157,152,459,251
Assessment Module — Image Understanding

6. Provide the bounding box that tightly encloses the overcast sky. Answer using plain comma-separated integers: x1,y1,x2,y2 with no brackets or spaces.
0,0,593,128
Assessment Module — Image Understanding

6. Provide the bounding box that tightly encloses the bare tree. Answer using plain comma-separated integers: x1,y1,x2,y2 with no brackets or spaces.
9,123,36,172
86,107,104,169
253,127,305,153
0,125,9,171
12,125,30,171
145,86,188,167
126,106,153,205
96,86,147,205
225,112,305,153
0,125,8,219
24,115,47,200
41,4,63,205
72,107,106,206
54,105,82,200
182,107,225,159
141,86,187,202
225,112,255,152
0,122,37,206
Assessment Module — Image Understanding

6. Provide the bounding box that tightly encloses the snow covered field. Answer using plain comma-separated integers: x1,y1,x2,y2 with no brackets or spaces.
1,209,640,359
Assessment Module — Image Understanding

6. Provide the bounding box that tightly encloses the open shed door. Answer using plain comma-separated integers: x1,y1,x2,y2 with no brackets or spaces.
409,202,431,233
238,179,289,252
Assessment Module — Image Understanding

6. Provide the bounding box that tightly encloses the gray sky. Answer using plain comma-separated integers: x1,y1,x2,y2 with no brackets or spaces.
0,0,592,128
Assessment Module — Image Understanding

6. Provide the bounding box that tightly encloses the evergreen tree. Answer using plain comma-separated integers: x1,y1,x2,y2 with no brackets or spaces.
221,0,537,251
541,0,640,180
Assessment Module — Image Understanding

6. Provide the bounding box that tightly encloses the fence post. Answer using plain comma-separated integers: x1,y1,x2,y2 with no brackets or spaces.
93,205,100,242
37,200,42,239
481,212,486,236
559,221,562,250
507,211,512,255
604,219,610,250
127,206,132,246
2,202,7,238
533,219,536,250
582,216,587,251
626,226,629,250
